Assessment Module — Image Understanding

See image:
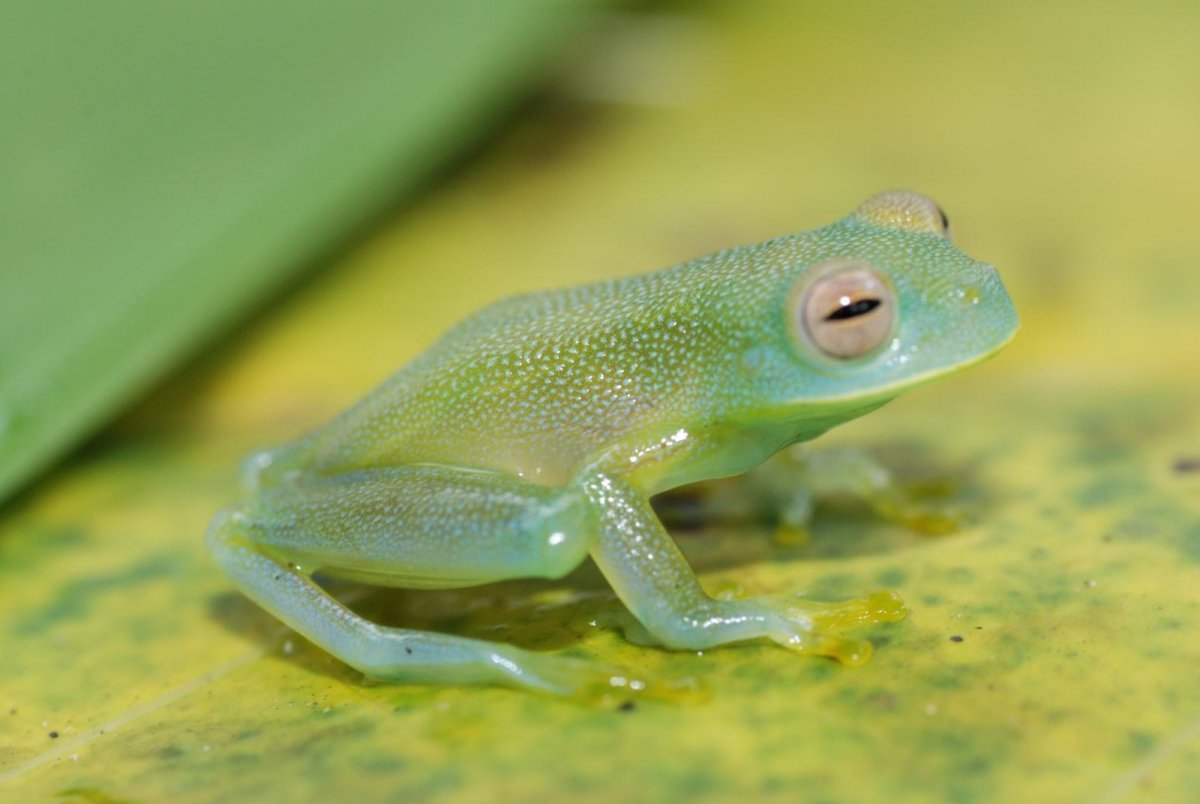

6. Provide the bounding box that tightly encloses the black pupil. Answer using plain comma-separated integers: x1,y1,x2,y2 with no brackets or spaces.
826,298,881,321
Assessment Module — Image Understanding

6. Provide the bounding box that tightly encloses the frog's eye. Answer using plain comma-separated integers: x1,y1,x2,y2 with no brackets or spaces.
854,190,952,240
798,262,896,360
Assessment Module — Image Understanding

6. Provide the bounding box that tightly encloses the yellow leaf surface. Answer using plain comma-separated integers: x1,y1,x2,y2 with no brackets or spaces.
3,4,1200,801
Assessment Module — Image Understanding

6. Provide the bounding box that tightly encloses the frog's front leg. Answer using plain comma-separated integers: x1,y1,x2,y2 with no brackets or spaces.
206,466,636,698
581,472,907,664
778,446,961,534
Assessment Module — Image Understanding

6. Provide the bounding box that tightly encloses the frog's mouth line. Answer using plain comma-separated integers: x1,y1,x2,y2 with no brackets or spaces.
799,322,1020,407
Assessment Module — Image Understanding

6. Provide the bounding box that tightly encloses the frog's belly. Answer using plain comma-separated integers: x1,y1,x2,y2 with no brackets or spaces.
390,430,591,486
261,354,694,488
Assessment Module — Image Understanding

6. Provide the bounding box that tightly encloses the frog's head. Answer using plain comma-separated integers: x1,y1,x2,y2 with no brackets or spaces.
749,190,1018,421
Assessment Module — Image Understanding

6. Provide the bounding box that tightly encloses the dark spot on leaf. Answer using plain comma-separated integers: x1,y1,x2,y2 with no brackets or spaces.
12,555,181,637
1128,730,1156,752
864,691,897,710
49,730,59,738
1173,458,1200,474
618,700,636,712
949,635,964,643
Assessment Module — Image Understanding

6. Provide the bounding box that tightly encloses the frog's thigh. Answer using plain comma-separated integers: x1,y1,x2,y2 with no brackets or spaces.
206,467,610,694
239,465,590,587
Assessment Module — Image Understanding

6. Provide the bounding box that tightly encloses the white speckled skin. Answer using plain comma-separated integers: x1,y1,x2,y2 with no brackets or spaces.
208,191,1018,697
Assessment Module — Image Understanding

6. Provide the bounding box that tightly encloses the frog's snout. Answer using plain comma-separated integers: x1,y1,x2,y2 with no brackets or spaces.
970,262,1020,344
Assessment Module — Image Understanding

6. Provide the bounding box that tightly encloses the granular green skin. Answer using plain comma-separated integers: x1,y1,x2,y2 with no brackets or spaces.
207,190,1018,697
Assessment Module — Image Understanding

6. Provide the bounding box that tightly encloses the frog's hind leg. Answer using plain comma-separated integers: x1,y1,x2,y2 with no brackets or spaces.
206,467,626,698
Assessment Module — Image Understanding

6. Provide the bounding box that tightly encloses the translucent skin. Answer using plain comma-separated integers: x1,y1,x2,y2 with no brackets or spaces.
208,190,1019,698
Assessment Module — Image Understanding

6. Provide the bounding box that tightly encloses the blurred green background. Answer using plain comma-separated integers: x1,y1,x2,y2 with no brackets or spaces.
2,2,1199,801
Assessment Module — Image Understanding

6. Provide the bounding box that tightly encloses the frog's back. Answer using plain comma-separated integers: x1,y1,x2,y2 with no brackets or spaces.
253,240,793,488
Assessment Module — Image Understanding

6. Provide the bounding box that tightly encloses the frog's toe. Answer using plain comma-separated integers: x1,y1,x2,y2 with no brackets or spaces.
787,588,908,628
767,589,907,665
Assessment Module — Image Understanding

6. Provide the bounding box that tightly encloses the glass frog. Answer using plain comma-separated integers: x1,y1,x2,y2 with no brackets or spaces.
208,190,1018,698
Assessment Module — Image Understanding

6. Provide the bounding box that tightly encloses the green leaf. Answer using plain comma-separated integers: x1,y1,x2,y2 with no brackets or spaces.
0,0,595,503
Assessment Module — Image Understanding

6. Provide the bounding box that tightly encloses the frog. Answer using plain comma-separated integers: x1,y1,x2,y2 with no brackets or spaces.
207,190,1018,698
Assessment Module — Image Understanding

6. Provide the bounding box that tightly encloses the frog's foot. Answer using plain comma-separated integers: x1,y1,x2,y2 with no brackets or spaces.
764,589,908,666
586,472,910,667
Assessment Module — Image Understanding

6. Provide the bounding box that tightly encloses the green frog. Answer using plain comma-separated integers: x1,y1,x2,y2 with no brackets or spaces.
208,190,1018,697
